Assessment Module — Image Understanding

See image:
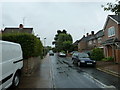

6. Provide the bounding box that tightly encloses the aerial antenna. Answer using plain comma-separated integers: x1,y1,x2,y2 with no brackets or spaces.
22,17,26,25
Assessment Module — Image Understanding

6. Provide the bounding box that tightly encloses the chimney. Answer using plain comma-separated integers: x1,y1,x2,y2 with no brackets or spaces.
83,35,85,37
19,24,24,29
86,33,89,36
91,31,94,35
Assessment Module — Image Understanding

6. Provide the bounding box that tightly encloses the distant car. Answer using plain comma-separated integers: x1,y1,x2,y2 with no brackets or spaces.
70,51,79,55
49,50,54,56
72,52,96,67
58,52,66,57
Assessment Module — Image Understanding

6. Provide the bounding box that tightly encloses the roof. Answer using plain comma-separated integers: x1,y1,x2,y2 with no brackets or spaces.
95,30,104,38
88,35,95,41
73,40,79,45
103,15,120,29
78,36,88,42
109,15,120,24
102,38,120,45
3,27,33,34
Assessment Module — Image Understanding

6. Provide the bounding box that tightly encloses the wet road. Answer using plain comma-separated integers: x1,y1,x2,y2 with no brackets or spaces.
8,53,119,89
50,54,119,89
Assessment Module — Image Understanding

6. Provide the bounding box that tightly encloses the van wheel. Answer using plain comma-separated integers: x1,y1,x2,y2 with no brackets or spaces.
12,73,20,87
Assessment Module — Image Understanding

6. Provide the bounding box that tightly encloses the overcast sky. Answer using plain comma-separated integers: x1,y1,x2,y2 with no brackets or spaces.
1,0,116,46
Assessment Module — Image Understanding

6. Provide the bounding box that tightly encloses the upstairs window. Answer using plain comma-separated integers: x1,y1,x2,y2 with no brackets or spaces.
108,26,115,37
88,41,92,45
98,37,102,43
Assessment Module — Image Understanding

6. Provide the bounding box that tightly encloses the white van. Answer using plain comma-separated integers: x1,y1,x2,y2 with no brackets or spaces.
0,40,23,89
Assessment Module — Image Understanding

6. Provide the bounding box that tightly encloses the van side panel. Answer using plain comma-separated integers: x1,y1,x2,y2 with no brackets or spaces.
0,41,23,89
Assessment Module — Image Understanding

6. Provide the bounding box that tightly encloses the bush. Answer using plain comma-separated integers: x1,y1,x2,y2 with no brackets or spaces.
2,33,43,59
102,57,114,62
90,48,104,61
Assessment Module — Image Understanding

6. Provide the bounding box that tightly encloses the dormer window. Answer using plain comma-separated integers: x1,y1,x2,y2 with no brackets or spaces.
108,26,115,37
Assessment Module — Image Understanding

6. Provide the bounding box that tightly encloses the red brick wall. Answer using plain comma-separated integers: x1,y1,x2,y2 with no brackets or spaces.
115,49,120,63
103,18,119,42
78,41,87,52
103,17,120,63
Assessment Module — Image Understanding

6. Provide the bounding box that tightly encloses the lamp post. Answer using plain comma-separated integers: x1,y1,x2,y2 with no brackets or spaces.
43,38,46,57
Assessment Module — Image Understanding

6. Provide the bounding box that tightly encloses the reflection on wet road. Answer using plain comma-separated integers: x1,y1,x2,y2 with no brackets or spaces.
50,54,106,88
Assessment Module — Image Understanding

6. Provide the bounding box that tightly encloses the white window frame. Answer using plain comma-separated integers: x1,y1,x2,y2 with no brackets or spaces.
108,26,115,37
98,37,102,43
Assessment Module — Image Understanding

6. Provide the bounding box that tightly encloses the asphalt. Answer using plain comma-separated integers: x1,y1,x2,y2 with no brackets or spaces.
8,54,119,90
61,56,120,90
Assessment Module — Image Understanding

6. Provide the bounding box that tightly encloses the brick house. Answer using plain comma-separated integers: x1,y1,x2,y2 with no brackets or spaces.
78,30,104,53
78,35,88,52
2,24,33,34
73,40,79,51
102,15,120,63
94,30,104,49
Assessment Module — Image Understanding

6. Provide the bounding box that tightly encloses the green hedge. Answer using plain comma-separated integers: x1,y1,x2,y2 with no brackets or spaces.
2,33,43,59
90,48,104,61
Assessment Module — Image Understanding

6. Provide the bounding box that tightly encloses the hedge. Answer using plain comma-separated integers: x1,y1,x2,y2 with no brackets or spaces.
90,48,104,61
1,33,43,59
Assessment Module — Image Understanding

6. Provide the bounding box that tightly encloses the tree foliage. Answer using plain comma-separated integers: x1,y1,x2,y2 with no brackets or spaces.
52,30,73,52
102,0,120,14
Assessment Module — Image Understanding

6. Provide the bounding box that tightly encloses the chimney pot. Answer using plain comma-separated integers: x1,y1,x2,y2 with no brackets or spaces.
19,24,24,29
91,31,94,35
86,33,89,36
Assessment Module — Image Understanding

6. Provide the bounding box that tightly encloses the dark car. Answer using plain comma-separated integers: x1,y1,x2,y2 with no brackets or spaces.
49,50,54,56
72,52,96,67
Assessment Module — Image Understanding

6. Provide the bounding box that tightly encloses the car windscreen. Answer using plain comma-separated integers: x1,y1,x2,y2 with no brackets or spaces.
78,53,89,58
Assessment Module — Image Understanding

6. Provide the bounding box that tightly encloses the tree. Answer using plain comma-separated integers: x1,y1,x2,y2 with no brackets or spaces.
52,30,73,52
102,0,120,14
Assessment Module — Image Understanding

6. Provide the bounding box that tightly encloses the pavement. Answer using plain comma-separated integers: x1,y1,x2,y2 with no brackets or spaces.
97,63,120,78
10,55,53,89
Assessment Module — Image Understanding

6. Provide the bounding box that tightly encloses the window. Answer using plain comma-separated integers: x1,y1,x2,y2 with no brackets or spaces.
98,37,102,43
93,40,96,43
89,41,92,45
108,26,115,37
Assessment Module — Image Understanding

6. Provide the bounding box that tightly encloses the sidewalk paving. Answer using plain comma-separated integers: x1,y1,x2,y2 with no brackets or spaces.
96,61,120,78
17,55,53,88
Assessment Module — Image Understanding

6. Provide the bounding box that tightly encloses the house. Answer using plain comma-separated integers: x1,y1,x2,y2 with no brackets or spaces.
95,30,104,49
78,31,96,52
2,24,33,34
87,31,96,50
73,40,79,51
102,15,120,63
78,30,104,53
78,35,88,52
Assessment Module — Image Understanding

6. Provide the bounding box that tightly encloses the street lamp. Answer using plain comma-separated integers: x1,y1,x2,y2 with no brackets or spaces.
43,38,46,57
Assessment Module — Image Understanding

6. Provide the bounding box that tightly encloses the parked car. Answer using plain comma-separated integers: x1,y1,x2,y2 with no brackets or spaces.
58,52,66,57
70,51,79,55
49,50,54,56
0,40,23,89
72,52,96,67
